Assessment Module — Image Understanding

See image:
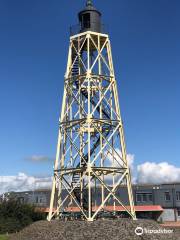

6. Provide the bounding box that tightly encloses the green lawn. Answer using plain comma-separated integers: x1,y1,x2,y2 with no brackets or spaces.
0,235,9,240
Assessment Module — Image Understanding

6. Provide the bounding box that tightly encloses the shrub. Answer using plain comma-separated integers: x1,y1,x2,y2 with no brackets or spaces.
0,200,46,234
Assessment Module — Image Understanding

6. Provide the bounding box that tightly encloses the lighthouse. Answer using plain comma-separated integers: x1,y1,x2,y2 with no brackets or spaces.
48,0,136,222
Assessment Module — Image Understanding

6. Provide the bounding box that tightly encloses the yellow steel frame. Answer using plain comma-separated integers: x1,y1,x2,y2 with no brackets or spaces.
47,31,136,221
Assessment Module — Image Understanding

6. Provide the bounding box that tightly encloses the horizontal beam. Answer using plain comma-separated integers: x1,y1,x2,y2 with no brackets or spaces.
70,31,108,40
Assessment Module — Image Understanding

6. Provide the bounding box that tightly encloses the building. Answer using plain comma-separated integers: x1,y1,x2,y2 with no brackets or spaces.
2,183,180,222
133,183,180,222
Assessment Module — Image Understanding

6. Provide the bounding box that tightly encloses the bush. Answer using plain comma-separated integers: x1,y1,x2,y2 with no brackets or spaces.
0,200,46,234
0,235,9,240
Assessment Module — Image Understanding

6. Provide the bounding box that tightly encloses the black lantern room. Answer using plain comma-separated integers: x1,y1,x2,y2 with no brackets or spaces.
78,0,102,33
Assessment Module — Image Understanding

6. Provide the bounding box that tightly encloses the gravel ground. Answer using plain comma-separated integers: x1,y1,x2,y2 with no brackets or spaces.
10,219,180,240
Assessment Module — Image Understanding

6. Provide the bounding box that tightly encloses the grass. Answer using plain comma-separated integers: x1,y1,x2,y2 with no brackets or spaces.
0,235,9,240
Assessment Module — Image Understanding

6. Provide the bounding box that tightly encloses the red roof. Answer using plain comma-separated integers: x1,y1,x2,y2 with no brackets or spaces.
65,205,163,212
37,205,163,213
133,205,163,212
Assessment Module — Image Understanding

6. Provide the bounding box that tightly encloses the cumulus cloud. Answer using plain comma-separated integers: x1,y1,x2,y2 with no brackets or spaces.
1,157,180,195
106,149,180,184
26,155,54,162
105,149,136,184
0,173,52,195
136,161,180,184
106,148,134,170
127,153,135,170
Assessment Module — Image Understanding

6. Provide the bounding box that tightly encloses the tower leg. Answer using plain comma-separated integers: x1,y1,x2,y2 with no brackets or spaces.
107,38,136,220
126,172,137,220
47,175,56,221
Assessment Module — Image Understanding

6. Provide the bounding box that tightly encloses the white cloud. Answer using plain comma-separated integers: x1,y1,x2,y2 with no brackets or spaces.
106,148,134,170
127,153,135,170
0,173,52,195
105,149,136,184
137,161,180,184
106,149,180,184
1,158,179,195
26,155,54,162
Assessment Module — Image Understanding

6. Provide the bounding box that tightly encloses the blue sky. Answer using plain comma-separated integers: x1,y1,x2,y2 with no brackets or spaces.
0,0,179,184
